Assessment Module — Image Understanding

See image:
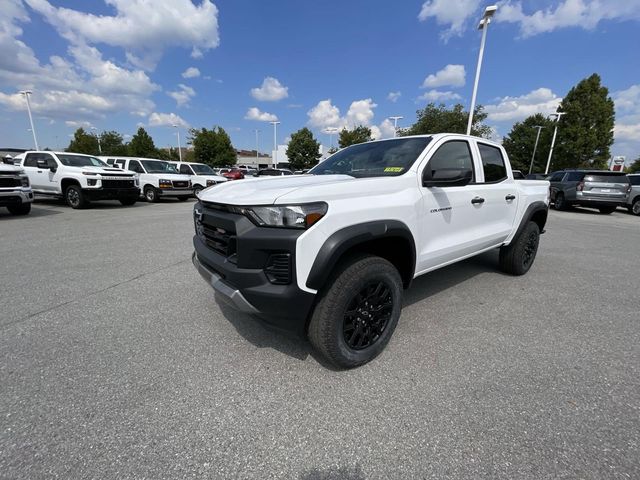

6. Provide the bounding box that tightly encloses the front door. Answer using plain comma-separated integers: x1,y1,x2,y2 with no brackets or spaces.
22,152,57,193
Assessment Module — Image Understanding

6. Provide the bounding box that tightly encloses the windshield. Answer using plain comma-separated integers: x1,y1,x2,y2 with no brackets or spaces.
191,164,215,175
57,154,108,167
310,137,431,178
141,160,179,174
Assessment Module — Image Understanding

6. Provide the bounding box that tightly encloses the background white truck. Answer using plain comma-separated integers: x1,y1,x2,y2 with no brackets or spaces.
168,161,228,194
192,134,550,368
0,162,33,215
16,151,139,209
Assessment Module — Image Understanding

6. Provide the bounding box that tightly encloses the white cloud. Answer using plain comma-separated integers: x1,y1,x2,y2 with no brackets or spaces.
484,88,562,122
250,76,289,101
307,98,379,130
182,67,200,79
373,118,398,140
612,84,640,157
497,0,640,37
418,90,463,103
244,107,278,122
24,0,220,70
148,112,189,128
422,64,465,89
168,84,196,107
387,91,401,103
418,0,482,40
345,98,377,126
307,99,343,129
65,120,93,128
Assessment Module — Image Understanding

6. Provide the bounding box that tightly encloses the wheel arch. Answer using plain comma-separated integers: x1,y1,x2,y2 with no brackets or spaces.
61,177,81,193
513,201,548,240
306,220,416,291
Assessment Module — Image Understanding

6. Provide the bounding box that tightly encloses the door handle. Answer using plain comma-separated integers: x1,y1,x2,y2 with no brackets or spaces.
37,170,43,173
471,197,485,205
505,194,516,201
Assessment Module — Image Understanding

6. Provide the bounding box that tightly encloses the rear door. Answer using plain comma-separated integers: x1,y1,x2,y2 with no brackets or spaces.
582,173,629,202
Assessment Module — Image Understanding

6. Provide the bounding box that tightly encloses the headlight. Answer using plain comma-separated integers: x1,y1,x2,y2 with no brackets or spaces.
234,202,328,229
82,172,97,176
134,176,139,187
20,175,29,187
206,180,215,187
159,179,172,188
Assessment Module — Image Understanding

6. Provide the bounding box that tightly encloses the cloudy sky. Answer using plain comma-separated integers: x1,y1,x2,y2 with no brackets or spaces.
0,0,638,161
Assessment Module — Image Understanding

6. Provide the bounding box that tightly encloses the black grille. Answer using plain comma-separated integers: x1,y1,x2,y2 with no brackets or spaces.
173,181,189,188
102,179,135,189
201,224,236,257
0,177,20,188
264,254,291,285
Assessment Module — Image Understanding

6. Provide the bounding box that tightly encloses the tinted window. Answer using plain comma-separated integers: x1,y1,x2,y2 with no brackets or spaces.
478,143,507,182
566,172,584,182
179,164,193,175
140,160,178,174
23,153,40,167
57,154,106,167
310,137,431,178
128,160,144,173
426,141,474,182
549,172,565,182
115,159,125,169
629,176,640,186
584,174,629,184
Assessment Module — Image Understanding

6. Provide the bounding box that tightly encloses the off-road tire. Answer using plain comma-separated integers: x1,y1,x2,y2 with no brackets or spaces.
499,221,540,276
307,255,403,369
7,203,31,215
65,184,88,209
144,186,159,203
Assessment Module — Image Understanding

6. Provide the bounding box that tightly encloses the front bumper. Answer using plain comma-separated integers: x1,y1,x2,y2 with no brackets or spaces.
83,187,140,201
0,188,33,206
158,187,193,197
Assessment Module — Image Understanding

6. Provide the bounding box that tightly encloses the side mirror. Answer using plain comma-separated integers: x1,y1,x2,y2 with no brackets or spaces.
423,168,472,188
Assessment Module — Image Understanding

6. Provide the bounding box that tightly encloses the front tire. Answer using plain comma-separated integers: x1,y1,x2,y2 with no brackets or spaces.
631,199,640,216
144,186,159,203
119,198,137,206
598,206,616,214
7,203,31,215
499,221,540,276
178,196,189,202
307,255,403,369
65,185,88,209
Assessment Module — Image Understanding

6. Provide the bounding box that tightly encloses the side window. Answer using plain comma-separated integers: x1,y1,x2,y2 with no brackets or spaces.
478,143,507,183
566,172,583,182
179,164,193,175
426,141,475,183
550,172,565,182
115,159,125,169
128,160,144,173
23,153,39,167
41,153,57,168
106,158,115,165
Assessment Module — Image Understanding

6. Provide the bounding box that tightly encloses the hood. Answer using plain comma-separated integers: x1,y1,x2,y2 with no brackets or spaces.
193,174,228,182
199,174,355,205
0,164,24,174
80,166,136,176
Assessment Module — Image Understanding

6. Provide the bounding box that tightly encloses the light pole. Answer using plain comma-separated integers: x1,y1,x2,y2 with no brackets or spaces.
90,127,102,154
528,125,545,174
389,116,404,137
466,5,497,136
544,112,565,174
324,127,338,148
253,129,261,163
172,124,182,161
19,90,39,150
269,120,280,168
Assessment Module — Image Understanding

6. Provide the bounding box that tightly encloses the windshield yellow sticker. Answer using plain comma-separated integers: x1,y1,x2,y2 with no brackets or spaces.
384,167,403,173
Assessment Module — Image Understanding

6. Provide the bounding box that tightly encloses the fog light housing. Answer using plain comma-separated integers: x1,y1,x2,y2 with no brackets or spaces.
87,179,98,186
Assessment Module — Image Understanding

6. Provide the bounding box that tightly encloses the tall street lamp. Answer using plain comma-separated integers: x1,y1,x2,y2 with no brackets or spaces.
90,126,102,154
544,112,565,174
269,120,280,168
324,127,338,148
19,90,39,150
389,116,404,137
253,129,261,163
172,124,182,162
528,125,545,174
466,5,497,136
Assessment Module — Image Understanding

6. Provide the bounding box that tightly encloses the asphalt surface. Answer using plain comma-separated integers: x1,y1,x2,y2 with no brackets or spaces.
1,198,638,479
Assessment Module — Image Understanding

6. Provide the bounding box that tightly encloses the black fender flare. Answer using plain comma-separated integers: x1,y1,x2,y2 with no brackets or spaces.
513,201,549,240
306,220,416,290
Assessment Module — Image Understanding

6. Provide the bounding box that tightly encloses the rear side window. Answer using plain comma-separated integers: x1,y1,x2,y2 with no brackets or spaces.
115,159,125,169
549,172,565,182
128,160,144,173
427,141,475,182
179,164,193,175
478,143,507,183
566,172,584,182
630,176,640,186
584,174,629,184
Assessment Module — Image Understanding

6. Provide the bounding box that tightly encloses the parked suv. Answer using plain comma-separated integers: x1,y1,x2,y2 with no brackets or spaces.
104,157,192,202
627,174,640,216
168,161,227,195
0,162,33,215
548,170,630,213
16,151,139,209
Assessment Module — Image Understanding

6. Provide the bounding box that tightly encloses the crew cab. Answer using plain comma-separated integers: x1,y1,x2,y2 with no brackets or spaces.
103,157,192,202
0,162,33,215
168,161,228,195
192,134,550,368
15,151,139,209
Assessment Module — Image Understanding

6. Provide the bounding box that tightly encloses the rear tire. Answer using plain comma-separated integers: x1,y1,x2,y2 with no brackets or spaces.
630,199,640,216
65,184,88,209
144,186,159,203
499,221,540,276
598,206,616,214
307,255,403,369
7,203,31,215
553,192,566,211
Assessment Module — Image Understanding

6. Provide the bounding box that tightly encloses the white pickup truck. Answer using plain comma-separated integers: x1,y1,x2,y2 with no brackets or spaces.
168,161,228,194
15,151,139,209
0,162,33,215
192,134,550,368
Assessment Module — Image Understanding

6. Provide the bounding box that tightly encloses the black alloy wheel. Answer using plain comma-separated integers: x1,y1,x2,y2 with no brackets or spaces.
343,281,393,350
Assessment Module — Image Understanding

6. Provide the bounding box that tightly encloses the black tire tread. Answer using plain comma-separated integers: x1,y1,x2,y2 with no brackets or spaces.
7,203,31,215
499,221,540,276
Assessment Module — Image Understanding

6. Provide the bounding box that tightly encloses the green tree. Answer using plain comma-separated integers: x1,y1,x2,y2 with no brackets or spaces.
628,157,640,174
99,131,128,156
156,147,180,161
189,126,236,167
338,125,373,148
400,103,492,138
66,128,100,155
286,127,321,169
128,127,157,158
502,114,556,173
553,73,615,170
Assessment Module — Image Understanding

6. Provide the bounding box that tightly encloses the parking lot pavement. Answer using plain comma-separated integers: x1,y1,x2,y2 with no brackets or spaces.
1,200,638,479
